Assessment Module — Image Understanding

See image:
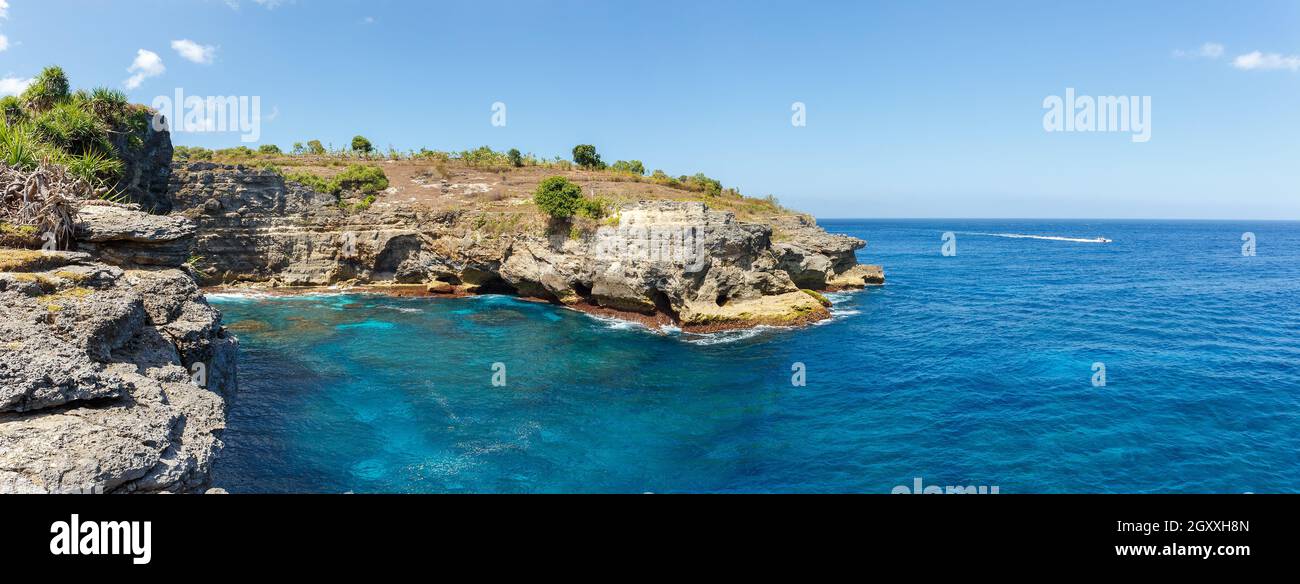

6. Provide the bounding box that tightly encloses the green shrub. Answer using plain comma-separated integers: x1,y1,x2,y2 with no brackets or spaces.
610,160,645,175
683,172,723,196
533,176,584,218
258,144,282,155
307,139,326,155
81,88,130,124
333,164,388,195
650,169,681,188
215,145,255,159
174,145,214,161
286,164,388,200
0,123,58,170
351,135,374,154
63,149,124,187
284,171,332,193
348,194,378,212
1,96,28,124
572,144,603,169
507,148,523,167
458,145,508,167
576,197,610,220
21,66,71,113
33,102,111,155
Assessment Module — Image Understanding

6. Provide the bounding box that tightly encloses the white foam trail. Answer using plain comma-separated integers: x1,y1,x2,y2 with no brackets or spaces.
963,232,1112,243
682,327,774,345
580,312,651,331
824,291,857,303
203,292,266,301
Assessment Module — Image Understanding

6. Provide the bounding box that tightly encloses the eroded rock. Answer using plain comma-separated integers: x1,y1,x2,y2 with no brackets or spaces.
0,208,236,494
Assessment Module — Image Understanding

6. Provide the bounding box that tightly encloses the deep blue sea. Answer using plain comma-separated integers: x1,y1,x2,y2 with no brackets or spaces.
208,220,1300,493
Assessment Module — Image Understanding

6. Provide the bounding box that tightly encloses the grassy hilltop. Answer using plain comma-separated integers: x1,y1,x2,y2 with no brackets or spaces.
174,140,803,236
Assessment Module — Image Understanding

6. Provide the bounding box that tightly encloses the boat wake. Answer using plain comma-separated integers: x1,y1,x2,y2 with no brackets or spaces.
963,232,1112,244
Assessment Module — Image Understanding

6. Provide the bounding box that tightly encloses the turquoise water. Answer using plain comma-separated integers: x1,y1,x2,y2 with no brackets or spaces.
209,220,1300,493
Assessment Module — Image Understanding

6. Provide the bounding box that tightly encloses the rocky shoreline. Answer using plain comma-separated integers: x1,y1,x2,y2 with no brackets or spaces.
173,163,883,332
1,147,882,494
0,204,236,494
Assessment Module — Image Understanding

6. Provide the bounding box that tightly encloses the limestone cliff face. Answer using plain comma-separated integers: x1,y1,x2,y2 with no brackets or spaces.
0,205,235,493
170,163,882,329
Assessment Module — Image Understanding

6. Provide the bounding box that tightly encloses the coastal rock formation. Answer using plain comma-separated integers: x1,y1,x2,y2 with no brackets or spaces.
0,208,236,493
74,203,197,267
111,121,175,214
169,163,883,329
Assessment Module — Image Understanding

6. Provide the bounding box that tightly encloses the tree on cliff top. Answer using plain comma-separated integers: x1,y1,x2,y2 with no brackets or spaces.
572,144,603,169
533,176,584,218
508,148,523,167
351,135,374,154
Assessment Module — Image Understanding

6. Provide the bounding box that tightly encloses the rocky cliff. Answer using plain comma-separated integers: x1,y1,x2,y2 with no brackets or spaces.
170,163,883,330
116,122,175,214
0,203,236,493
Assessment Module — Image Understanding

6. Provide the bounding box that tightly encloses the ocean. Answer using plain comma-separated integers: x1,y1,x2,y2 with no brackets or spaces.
208,219,1300,493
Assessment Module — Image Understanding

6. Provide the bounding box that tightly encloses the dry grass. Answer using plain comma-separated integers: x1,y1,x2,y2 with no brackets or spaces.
0,249,73,272
204,154,798,224
0,163,93,249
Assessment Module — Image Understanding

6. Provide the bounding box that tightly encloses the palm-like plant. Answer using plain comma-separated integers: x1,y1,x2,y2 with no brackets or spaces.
64,149,124,187
34,102,111,155
20,66,71,113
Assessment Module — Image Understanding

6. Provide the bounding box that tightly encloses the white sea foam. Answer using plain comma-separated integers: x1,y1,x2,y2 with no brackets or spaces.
581,312,650,331
963,232,1112,243
681,326,782,345
203,292,268,302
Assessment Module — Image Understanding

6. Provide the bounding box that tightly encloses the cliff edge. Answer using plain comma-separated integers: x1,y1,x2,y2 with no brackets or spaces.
171,161,884,330
0,197,236,493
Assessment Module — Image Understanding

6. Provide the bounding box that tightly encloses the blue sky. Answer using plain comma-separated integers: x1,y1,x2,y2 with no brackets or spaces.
1,0,1297,219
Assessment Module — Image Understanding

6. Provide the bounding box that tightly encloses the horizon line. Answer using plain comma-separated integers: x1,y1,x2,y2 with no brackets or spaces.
815,216,1300,222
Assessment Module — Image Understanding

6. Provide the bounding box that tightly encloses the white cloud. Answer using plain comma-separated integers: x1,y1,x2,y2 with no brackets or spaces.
1174,42,1224,59
0,0,10,52
0,75,32,96
124,49,165,90
1232,50,1300,72
171,39,216,64
362,16,376,24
